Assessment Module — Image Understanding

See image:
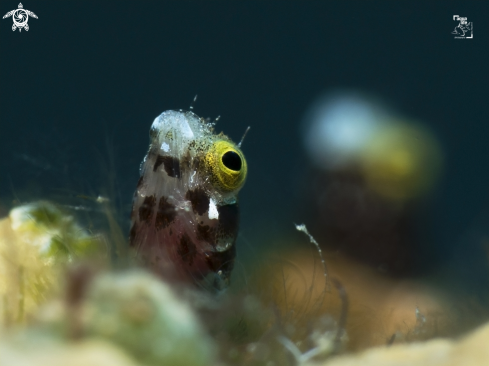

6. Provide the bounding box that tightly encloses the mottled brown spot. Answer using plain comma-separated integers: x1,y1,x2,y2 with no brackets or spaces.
154,155,181,178
177,233,197,266
155,196,177,230
196,224,216,243
139,195,156,224
180,152,193,172
185,188,210,216
153,155,164,172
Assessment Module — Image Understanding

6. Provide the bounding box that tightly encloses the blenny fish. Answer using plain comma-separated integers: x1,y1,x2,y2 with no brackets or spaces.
129,110,247,290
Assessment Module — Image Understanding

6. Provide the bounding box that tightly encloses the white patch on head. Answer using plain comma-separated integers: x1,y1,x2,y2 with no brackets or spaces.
154,111,195,140
161,142,170,152
208,198,219,220
177,117,195,139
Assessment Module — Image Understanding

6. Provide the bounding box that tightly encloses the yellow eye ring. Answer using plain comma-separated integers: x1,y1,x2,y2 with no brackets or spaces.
205,140,247,192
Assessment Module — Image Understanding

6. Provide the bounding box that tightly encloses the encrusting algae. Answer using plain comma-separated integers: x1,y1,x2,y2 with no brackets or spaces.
84,270,216,366
0,201,218,366
0,201,104,326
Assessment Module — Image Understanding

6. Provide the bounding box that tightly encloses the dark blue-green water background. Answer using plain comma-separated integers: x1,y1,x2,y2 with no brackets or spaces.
1,1,488,299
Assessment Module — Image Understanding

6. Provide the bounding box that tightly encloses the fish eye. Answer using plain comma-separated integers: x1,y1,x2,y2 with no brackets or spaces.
222,151,242,171
205,140,247,192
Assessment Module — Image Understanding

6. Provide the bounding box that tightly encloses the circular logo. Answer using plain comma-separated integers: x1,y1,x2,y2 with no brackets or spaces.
13,9,28,27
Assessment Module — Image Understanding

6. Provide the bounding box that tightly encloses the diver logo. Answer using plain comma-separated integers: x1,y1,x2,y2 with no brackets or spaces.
452,15,472,39
3,3,38,32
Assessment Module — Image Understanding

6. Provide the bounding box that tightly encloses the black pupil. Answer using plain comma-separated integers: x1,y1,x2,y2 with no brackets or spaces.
222,151,242,171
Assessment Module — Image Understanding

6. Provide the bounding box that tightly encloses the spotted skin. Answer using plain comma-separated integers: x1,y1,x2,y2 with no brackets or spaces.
129,110,247,290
